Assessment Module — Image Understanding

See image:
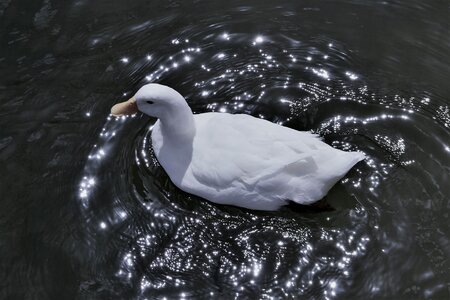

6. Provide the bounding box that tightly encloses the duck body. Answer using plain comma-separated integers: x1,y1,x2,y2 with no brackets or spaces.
112,83,364,211
151,111,364,211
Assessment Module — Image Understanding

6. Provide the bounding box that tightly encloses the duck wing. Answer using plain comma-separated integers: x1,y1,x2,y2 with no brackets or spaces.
179,112,364,209
189,113,325,189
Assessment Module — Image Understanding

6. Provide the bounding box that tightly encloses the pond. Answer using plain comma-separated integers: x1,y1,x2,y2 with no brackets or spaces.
0,0,449,298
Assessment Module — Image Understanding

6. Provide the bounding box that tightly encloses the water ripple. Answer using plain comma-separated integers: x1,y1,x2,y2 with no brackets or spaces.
73,26,449,298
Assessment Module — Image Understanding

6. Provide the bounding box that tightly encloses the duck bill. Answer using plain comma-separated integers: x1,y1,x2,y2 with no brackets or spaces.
111,97,139,116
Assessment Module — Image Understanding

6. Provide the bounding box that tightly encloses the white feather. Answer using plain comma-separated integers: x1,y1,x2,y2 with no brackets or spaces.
135,84,364,211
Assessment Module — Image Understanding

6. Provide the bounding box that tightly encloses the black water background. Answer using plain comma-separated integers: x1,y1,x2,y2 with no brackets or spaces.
0,0,449,299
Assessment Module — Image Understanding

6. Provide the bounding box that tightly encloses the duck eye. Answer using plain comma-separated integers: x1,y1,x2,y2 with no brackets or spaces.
146,100,154,104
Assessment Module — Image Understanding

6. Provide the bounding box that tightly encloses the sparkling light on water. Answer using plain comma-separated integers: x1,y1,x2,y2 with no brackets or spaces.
253,35,264,45
75,31,446,299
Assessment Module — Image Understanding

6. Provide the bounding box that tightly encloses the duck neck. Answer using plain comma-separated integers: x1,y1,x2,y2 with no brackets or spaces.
159,104,196,144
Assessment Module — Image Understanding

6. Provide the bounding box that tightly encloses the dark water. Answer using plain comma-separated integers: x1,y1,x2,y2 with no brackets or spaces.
1,0,449,299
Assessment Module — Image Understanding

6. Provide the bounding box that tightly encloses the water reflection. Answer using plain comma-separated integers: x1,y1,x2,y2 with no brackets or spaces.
75,29,448,299
253,35,264,45
1,0,448,298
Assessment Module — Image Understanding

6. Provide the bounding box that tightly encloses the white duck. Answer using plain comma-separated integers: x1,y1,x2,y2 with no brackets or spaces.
111,83,365,211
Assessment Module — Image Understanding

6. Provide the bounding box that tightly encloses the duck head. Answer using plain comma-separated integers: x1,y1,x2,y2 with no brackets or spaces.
111,83,195,140
111,83,190,119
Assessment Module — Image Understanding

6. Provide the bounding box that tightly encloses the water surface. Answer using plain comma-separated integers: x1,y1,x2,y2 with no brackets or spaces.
0,0,449,299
